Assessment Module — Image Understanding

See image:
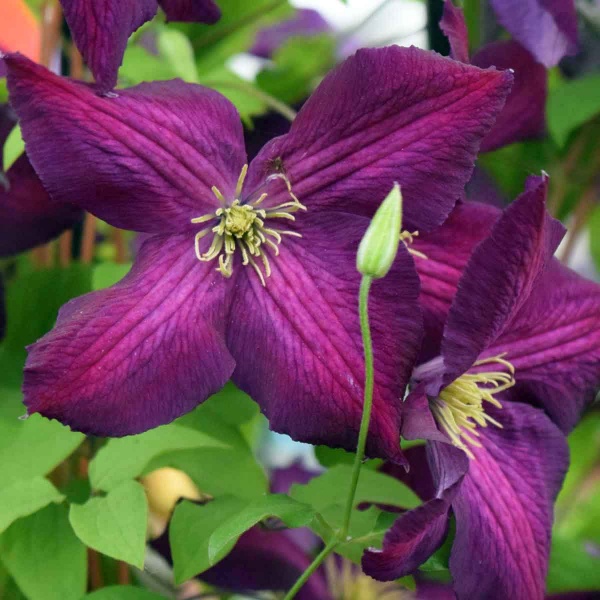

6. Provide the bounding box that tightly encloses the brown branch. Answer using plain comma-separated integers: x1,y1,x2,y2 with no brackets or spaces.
80,213,97,264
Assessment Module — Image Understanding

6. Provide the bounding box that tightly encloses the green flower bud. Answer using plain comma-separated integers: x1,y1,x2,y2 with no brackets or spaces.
356,184,403,279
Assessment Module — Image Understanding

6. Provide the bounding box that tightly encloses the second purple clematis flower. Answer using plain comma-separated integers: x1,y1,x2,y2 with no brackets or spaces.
363,178,600,598
4,46,511,461
60,0,221,92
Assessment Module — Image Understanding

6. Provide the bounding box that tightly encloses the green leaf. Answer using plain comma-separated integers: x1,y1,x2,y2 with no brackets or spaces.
547,536,600,593
0,503,87,600
548,74,600,146
89,424,227,491
157,29,199,82
145,446,268,500
69,481,148,568
208,494,316,562
290,464,420,512
92,263,132,290
120,46,177,84
170,497,248,583
83,588,166,600
589,205,600,274
2,126,25,172
0,394,84,487
0,477,63,534
257,34,336,104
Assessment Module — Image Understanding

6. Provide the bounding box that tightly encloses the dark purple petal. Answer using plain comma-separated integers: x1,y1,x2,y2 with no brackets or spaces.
449,402,568,599
244,110,291,163
441,176,565,383
488,260,600,433
200,527,331,600
415,579,456,600
158,0,221,23
0,154,81,257
380,445,436,503
23,234,235,436
228,212,423,463
61,0,158,92
440,0,470,63
250,9,331,59
362,444,467,580
402,386,450,444
270,461,319,495
412,201,500,356
474,41,547,152
490,0,578,67
5,54,246,234
245,46,513,232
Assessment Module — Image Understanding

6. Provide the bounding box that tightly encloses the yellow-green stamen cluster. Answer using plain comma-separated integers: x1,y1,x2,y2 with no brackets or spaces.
191,164,306,286
430,354,516,460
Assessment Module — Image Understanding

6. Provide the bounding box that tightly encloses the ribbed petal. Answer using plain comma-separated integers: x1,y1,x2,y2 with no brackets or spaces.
245,46,513,232
0,154,81,257
488,260,600,433
474,41,547,152
490,0,578,67
440,0,470,63
412,201,500,356
23,234,235,436
5,54,246,233
158,0,221,23
61,0,158,92
441,176,565,384
228,212,422,463
449,402,568,600
362,444,467,580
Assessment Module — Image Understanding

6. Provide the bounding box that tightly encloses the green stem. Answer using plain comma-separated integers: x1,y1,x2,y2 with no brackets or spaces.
340,275,374,539
282,275,375,600
282,540,338,600
201,79,297,122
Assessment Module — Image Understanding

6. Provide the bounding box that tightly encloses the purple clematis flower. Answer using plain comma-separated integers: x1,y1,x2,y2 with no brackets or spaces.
250,8,332,59
0,102,82,257
60,0,221,92
363,178,600,599
490,0,579,67
441,0,547,151
4,46,512,461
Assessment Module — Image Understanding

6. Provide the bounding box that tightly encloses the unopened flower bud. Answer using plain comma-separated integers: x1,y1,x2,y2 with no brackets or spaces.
357,184,403,278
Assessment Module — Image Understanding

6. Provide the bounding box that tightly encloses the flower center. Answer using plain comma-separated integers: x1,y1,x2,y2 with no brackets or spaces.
325,557,412,599
430,354,516,459
190,164,306,286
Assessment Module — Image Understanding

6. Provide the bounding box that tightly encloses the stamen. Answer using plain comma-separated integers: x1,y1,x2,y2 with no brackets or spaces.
189,165,305,285
430,354,516,460
400,230,427,260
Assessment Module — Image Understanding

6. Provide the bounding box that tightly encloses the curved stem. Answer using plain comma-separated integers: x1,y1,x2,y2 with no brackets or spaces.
340,275,374,539
283,275,375,600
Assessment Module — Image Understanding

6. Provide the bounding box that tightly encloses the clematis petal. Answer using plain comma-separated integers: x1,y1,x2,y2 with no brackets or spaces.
5,54,246,234
228,212,422,463
440,0,470,64
441,176,565,382
488,260,600,433
490,0,578,68
245,46,513,232
0,154,82,257
158,0,221,23
250,9,332,59
61,0,159,92
449,401,568,600
412,201,500,356
23,234,235,436
473,41,547,152
362,444,467,580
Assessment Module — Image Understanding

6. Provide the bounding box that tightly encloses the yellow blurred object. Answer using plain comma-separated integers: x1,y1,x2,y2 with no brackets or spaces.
0,0,41,61
142,467,203,521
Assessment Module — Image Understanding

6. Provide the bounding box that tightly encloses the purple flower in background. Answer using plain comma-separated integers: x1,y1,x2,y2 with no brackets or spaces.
251,8,332,59
0,102,82,257
60,0,221,92
363,179,600,598
5,47,511,460
441,0,547,151
490,0,579,67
